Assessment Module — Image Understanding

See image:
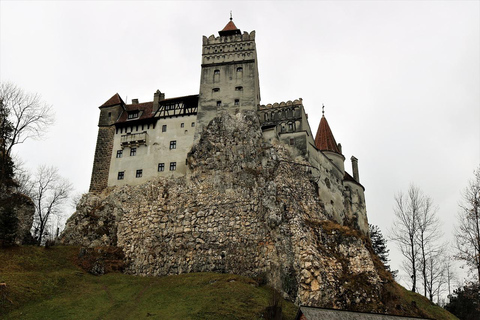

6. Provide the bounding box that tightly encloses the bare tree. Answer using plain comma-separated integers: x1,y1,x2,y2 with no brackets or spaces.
455,166,480,281
391,185,422,292
0,82,54,159
416,195,441,297
27,165,72,245
424,249,447,302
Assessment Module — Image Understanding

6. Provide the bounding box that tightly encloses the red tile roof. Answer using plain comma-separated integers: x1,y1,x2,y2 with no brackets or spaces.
314,116,342,154
222,20,238,32
100,93,124,108
116,101,154,124
219,20,241,36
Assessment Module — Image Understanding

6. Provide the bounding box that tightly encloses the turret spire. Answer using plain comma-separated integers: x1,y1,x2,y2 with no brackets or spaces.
314,111,342,154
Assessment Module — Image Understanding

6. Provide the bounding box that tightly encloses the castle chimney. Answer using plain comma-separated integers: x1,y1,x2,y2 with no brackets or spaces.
351,156,359,182
153,90,165,112
338,143,342,154
132,99,139,104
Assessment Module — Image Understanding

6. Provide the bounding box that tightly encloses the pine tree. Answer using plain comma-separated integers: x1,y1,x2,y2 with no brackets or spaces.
370,224,397,277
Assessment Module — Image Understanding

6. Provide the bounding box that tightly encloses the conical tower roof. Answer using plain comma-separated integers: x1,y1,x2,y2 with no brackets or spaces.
314,114,342,154
219,17,241,36
99,93,124,108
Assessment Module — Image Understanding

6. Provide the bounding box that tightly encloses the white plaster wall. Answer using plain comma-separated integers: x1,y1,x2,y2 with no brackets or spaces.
108,115,197,186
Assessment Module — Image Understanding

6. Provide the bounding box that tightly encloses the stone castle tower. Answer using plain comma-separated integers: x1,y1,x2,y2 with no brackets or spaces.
195,18,261,141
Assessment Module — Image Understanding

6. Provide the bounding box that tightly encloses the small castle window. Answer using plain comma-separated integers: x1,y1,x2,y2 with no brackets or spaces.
117,172,124,180
235,86,243,91
130,148,136,156
289,138,295,146
212,88,220,93
127,111,139,119
136,169,143,178
162,125,167,132
116,150,123,158
181,123,184,128
214,70,220,75
170,162,176,171
234,99,240,106
216,101,222,107
108,112,112,118
158,163,165,172
288,123,294,131
191,122,195,127
169,141,176,149
236,67,243,72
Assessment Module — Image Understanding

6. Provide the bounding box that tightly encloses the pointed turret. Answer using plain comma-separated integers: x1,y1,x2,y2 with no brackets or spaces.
314,108,345,173
219,16,241,36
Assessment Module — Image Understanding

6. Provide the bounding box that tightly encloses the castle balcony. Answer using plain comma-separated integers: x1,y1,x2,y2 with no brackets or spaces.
121,132,147,147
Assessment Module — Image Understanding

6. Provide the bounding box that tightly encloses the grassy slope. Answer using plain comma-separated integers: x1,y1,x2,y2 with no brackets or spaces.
0,246,297,320
0,246,457,320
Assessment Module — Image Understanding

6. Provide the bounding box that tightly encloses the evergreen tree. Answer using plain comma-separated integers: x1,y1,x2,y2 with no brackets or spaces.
0,204,18,246
445,282,480,320
370,224,397,277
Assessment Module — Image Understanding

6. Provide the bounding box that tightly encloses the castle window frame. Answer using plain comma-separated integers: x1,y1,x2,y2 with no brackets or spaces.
191,122,195,127
234,99,240,106
162,125,167,132
127,111,139,119
117,172,124,180
288,122,294,131
216,101,222,107
289,138,295,146
170,162,177,171
130,147,137,156
236,67,243,72
235,86,243,91
116,150,123,158
214,69,220,75
158,163,165,172
169,141,177,150
181,123,184,128
136,169,143,178
212,88,220,93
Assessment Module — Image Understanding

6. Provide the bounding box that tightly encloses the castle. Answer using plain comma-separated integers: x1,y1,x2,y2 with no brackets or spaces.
88,18,368,234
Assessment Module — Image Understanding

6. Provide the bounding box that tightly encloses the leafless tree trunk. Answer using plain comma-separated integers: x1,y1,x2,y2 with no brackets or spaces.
424,249,447,302
416,195,441,297
27,166,72,245
455,166,480,281
0,82,54,159
391,185,423,292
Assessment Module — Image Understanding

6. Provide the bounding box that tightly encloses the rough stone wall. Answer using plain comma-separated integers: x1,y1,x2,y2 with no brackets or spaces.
63,110,386,310
89,126,115,193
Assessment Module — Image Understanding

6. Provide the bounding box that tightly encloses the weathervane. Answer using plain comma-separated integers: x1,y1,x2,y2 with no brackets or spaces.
322,104,325,116
230,11,233,21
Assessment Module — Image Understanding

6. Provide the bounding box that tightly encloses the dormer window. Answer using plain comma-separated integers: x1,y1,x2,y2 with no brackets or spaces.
127,111,139,119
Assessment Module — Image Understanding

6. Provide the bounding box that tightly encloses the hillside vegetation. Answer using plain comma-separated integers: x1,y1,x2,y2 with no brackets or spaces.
0,246,457,320
0,246,297,319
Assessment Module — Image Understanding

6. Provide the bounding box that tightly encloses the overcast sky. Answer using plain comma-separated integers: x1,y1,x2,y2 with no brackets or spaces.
1,1,479,288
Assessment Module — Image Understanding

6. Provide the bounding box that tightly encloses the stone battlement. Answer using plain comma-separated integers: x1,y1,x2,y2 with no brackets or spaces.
202,30,256,45
258,99,304,110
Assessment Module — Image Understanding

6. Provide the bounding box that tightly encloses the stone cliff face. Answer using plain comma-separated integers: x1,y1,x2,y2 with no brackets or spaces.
62,111,387,310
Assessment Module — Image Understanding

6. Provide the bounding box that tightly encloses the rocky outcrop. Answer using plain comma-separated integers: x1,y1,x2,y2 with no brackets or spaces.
62,111,387,310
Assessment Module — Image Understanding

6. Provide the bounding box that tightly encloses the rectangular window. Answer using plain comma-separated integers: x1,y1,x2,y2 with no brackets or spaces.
214,70,220,75
289,138,295,146
127,111,139,119
158,163,165,172
136,169,143,178
169,141,176,149
235,86,243,91
162,125,167,132
236,67,243,72
288,123,294,131
117,172,124,180
181,123,185,128
170,162,176,171
212,88,220,93
116,150,123,158
216,101,222,106
130,147,136,156
191,122,195,127
234,99,239,106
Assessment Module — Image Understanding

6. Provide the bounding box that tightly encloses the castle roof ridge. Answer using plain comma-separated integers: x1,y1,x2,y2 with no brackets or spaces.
100,93,124,108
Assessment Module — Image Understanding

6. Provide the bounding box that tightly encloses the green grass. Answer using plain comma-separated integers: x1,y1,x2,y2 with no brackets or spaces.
0,246,297,319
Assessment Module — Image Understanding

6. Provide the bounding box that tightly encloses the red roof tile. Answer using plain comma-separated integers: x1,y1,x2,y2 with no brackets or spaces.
116,101,154,124
100,93,124,108
222,20,238,32
219,20,241,36
314,115,342,154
